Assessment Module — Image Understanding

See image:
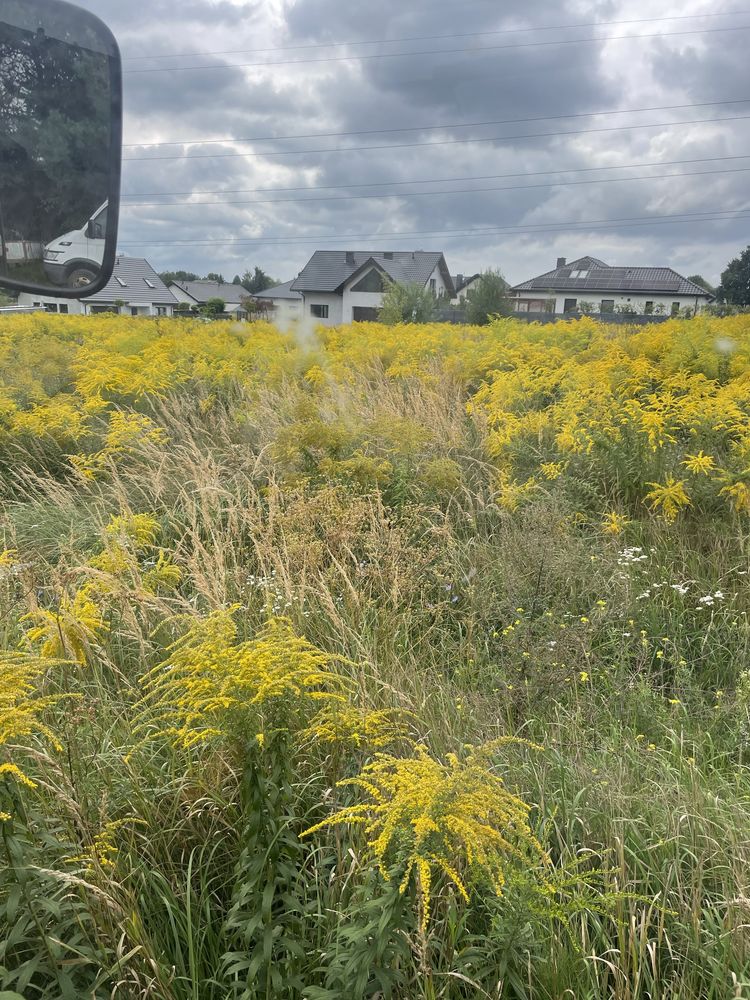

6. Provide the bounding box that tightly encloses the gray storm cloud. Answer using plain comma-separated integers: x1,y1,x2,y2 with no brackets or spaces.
71,0,749,284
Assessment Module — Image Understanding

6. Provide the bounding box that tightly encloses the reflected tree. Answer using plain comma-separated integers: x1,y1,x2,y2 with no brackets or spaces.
0,11,111,257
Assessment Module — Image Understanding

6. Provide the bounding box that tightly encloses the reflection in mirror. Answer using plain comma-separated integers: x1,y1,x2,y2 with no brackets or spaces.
0,1,119,293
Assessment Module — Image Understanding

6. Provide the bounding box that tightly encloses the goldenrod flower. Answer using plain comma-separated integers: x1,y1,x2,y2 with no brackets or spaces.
67,817,146,875
682,450,716,475
136,611,350,750
302,703,414,751
1,653,67,793
644,477,691,522
720,481,750,514
23,586,108,664
602,511,629,535
105,513,160,549
540,461,564,480
302,740,545,931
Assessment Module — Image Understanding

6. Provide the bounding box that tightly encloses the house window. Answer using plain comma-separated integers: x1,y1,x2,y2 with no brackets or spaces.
563,298,577,312
131,307,139,316
352,306,379,321
351,269,384,293
671,301,680,316
90,305,112,313
59,304,68,314
644,301,654,314
600,299,615,313
311,304,329,318
156,306,167,316
429,278,437,294
44,303,57,312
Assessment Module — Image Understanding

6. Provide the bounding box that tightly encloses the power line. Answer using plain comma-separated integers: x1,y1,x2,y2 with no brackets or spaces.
120,164,750,211
122,97,750,149
121,9,750,61
122,113,750,162
123,24,750,74
117,207,750,247
121,153,750,199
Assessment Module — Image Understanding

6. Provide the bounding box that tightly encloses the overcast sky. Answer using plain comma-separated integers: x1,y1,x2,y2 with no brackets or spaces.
75,0,750,285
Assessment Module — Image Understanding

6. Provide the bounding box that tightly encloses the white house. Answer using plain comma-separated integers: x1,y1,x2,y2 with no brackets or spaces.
450,273,481,304
169,279,249,320
290,250,455,326
253,279,303,324
17,256,177,316
510,256,714,317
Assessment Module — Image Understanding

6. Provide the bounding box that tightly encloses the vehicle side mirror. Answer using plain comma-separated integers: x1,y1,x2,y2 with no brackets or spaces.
0,0,121,297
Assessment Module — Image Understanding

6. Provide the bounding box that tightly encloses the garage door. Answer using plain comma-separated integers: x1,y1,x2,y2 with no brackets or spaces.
352,306,379,321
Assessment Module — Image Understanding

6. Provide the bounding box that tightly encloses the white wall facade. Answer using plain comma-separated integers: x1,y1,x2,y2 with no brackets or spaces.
17,291,84,314
298,263,450,326
428,264,450,298
451,276,480,304
342,289,384,323
511,291,710,316
301,292,344,327
265,298,302,325
17,292,173,316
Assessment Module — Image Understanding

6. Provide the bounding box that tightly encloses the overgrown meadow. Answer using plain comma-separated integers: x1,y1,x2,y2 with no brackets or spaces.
1,312,750,999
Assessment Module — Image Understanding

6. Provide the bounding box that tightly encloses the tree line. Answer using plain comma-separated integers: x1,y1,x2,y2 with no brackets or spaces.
158,267,277,294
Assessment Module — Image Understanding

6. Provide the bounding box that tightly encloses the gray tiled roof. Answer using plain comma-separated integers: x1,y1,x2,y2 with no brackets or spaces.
451,273,481,293
512,256,713,297
171,279,249,304
85,257,176,305
291,251,453,294
254,279,302,301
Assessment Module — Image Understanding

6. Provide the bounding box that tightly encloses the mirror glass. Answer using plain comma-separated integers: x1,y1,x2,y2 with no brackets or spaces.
0,0,120,296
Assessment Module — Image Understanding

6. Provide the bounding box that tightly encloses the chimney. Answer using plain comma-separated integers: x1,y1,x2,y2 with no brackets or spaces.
345,251,355,266
456,273,464,286
384,251,393,259
556,257,567,268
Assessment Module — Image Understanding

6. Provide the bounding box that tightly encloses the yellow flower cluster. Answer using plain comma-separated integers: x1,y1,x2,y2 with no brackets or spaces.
67,817,146,874
23,586,108,663
302,739,545,930
136,611,350,750
4,313,750,527
0,653,65,808
302,703,414,750
469,318,750,524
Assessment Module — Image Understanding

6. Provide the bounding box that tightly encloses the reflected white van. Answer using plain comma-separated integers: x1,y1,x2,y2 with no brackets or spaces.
43,202,107,288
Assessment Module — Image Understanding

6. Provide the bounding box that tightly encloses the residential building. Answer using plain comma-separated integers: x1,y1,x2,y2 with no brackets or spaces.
17,256,177,315
169,279,249,320
450,273,481,304
510,256,714,316
290,250,455,326
253,279,303,324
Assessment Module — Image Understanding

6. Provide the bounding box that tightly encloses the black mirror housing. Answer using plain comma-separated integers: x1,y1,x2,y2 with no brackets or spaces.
0,0,122,298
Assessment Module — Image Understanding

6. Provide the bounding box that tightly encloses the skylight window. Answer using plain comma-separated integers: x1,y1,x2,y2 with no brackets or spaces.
144,278,155,289
570,269,589,279
115,276,126,287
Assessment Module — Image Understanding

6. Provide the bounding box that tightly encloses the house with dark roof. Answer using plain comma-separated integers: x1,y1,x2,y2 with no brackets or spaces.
253,279,303,323
169,279,249,320
510,256,714,317
17,256,177,316
450,273,481,304
290,251,455,325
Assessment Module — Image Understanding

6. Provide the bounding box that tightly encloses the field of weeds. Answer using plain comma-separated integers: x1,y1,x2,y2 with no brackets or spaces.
1,312,750,999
